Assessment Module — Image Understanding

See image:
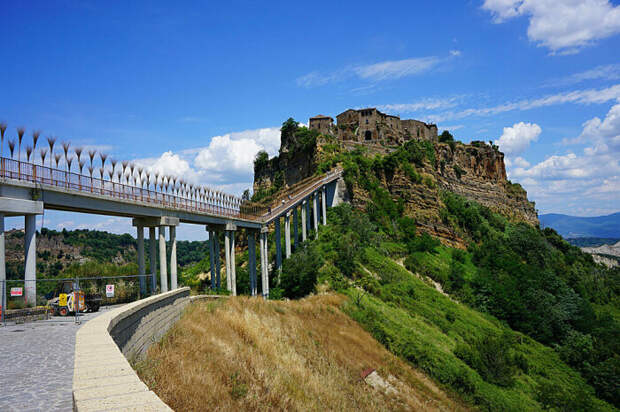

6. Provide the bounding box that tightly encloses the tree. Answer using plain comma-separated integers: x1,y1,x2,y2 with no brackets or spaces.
281,117,298,137
439,130,454,143
280,244,323,299
253,150,269,173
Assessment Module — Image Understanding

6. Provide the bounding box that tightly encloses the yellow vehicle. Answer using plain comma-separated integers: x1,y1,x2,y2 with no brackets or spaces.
48,280,100,316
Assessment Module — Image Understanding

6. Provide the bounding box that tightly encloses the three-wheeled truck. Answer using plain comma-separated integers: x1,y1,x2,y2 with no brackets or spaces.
47,280,102,316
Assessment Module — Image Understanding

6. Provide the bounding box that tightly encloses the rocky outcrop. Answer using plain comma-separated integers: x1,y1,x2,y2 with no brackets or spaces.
253,148,318,193
581,241,620,267
254,126,538,247
435,143,538,226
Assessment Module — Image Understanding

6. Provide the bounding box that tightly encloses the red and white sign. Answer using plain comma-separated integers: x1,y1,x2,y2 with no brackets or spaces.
10,287,23,297
105,284,115,298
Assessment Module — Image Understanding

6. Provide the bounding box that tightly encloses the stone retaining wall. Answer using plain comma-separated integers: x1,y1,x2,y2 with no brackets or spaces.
72,288,191,411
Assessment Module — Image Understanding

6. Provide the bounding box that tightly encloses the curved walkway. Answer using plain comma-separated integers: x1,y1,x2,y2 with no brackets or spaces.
0,308,122,412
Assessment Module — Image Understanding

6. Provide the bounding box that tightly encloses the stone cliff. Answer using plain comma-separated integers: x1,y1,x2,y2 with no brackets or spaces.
253,123,538,246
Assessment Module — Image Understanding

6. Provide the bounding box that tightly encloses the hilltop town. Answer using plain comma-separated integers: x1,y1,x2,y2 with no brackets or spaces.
309,108,438,146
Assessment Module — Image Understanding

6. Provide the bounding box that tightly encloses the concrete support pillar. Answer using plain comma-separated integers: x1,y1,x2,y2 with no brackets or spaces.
260,227,269,299
248,231,257,296
169,226,177,290
301,200,307,241
285,212,291,259
305,199,311,236
0,214,5,320
313,192,319,239
230,229,236,296
159,226,168,293
321,186,327,226
149,227,157,292
209,230,216,290
275,217,282,272
137,226,146,296
0,213,5,285
214,231,221,288
224,224,237,295
24,214,36,306
293,207,299,249
224,231,231,291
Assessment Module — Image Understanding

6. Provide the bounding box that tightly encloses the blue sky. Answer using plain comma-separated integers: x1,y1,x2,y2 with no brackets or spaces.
1,0,619,240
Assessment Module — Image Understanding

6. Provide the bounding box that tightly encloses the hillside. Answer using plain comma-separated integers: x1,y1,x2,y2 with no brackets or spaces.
253,122,537,248
540,212,620,238
136,296,468,411
3,228,210,282
581,241,620,268
231,119,619,410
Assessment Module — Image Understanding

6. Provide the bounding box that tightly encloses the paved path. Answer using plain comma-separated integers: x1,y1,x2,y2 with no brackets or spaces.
0,307,123,411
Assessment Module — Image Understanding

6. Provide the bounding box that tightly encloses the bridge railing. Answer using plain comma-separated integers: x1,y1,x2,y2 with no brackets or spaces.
0,157,341,223
0,157,264,220
261,168,343,222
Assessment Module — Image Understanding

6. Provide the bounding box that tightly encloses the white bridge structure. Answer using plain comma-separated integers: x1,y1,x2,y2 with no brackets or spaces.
0,155,345,304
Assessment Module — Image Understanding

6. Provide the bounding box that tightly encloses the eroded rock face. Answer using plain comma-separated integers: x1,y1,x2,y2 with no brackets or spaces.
253,148,318,193
253,136,538,247
435,143,538,226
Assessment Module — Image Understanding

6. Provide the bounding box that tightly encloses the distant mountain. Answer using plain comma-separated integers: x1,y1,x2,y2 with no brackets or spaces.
539,212,620,238
566,237,620,247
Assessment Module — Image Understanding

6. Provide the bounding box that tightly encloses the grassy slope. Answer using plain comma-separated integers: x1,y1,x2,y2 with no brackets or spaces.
341,248,609,411
135,295,468,412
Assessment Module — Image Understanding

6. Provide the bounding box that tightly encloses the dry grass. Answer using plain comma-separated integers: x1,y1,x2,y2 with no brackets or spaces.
135,294,467,411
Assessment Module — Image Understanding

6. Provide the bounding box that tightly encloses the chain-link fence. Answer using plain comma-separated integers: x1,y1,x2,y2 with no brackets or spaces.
0,274,154,326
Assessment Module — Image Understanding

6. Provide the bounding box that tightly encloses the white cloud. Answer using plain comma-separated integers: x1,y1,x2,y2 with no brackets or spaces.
437,124,465,131
579,103,620,151
482,0,620,54
426,84,620,122
296,52,460,87
377,97,461,114
131,126,281,193
505,156,530,168
496,122,541,155
194,127,280,178
544,63,620,87
507,104,620,214
352,57,442,81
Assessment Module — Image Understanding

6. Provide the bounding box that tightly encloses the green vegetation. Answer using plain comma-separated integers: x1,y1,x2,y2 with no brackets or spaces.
439,130,454,143
252,118,320,203
269,140,618,410
4,228,212,304
279,202,617,410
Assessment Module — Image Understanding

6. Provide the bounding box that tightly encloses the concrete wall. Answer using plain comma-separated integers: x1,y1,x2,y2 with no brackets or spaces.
108,288,190,361
72,288,192,411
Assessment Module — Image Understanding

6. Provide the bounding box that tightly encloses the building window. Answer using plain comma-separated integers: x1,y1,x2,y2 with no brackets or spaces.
365,130,372,140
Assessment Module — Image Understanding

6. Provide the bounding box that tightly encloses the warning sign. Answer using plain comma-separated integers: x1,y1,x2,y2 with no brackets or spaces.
106,284,115,298
59,293,67,307
10,287,23,297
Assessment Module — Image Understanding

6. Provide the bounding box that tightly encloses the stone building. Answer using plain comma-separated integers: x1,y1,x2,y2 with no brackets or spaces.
308,114,334,135
309,108,437,145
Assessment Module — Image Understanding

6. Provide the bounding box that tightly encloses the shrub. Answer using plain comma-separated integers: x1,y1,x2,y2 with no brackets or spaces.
453,165,465,179
280,244,323,299
253,150,269,173
439,130,454,143
407,233,440,254
454,332,519,387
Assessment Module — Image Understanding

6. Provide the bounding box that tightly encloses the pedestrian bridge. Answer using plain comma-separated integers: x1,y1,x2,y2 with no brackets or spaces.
0,156,345,308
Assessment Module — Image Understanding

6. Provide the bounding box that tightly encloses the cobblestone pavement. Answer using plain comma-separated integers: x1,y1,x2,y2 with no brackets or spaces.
0,307,122,411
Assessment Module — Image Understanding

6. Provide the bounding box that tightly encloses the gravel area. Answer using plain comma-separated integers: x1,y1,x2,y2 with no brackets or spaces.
0,307,122,411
